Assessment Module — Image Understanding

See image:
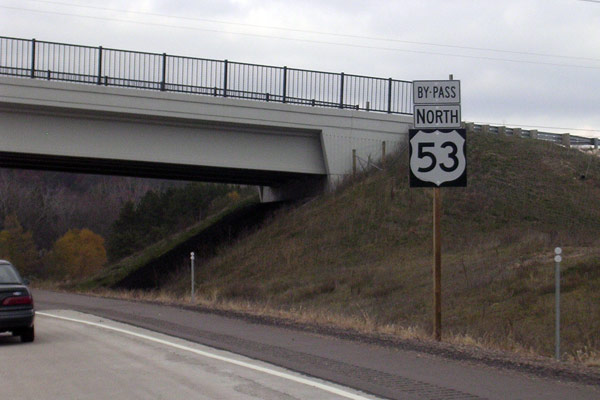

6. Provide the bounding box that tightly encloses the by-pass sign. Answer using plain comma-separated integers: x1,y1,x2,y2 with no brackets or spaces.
413,80,461,129
414,80,460,104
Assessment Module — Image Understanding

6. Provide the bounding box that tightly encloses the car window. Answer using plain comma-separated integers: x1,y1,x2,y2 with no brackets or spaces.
0,263,22,284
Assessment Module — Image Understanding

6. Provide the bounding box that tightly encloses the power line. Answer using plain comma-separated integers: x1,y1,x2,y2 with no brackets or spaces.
2,5,600,71
12,0,600,63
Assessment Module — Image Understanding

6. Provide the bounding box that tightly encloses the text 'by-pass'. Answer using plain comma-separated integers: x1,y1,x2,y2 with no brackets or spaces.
413,81,461,105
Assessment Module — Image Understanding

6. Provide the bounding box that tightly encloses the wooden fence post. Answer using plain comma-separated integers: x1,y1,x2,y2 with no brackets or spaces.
433,187,442,341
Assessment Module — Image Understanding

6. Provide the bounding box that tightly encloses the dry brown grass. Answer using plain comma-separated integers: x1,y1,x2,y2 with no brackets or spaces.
67,284,575,365
570,348,600,368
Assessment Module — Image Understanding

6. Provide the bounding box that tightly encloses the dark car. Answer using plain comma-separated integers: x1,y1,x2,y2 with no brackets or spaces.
0,260,35,342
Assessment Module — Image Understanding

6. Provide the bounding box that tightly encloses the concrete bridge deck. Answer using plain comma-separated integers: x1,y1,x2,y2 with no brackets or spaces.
0,76,412,201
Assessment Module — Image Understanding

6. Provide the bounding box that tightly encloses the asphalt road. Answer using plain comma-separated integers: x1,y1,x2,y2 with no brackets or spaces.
8,289,597,400
1,310,376,399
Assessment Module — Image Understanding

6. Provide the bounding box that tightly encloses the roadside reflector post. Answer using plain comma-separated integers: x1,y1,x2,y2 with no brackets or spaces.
191,252,195,303
554,247,562,361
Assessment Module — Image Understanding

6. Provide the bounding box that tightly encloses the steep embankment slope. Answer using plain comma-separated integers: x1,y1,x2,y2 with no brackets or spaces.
161,131,600,360
80,198,284,289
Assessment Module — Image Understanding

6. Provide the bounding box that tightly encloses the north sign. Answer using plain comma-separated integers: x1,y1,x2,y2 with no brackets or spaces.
409,129,467,187
414,105,461,129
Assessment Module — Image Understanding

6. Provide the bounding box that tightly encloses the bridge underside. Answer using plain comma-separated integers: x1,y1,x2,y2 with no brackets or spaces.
0,150,322,188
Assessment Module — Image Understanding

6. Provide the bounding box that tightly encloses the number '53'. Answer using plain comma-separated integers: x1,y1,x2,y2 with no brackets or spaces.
417,142,460,173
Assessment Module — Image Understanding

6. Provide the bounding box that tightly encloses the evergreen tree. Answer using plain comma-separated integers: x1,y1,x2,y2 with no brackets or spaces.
106,183,244,261
106,201,139,262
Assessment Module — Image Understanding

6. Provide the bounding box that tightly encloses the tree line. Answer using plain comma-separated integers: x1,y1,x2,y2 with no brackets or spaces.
0,169,251,280
106,183,251,261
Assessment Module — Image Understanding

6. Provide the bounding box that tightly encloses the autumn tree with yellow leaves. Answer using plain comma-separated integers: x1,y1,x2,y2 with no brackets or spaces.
51,228,107,279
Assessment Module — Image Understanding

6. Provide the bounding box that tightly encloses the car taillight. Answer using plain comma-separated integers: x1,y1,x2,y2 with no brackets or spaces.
2,295,33,306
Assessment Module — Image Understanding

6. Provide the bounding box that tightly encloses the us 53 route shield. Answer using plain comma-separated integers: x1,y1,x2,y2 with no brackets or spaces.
409,129,467,187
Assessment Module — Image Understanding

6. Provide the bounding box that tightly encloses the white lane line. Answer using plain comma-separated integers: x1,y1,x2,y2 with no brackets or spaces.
38,311,375,400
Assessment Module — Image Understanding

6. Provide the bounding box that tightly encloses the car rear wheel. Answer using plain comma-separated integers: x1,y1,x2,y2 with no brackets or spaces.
20,326,34,343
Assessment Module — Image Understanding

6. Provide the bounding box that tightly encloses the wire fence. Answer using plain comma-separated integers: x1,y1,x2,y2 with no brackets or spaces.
0,36,413,115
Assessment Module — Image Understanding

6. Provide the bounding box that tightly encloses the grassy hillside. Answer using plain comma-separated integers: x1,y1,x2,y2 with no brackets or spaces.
156,131,600,362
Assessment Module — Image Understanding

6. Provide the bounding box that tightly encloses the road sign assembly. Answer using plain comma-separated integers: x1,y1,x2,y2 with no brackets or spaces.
410,78,465,342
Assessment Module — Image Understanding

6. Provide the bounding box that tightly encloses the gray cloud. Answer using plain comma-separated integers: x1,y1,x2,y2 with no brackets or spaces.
1,0,598,135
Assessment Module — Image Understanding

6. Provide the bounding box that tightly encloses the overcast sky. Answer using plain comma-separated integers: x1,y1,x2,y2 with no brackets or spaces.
2,0,599,136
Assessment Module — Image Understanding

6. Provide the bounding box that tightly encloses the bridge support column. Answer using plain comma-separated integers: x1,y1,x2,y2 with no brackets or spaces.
259,176,328,202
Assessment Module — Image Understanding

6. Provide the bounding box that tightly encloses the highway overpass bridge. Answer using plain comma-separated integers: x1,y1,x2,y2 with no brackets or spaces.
0,37,413,201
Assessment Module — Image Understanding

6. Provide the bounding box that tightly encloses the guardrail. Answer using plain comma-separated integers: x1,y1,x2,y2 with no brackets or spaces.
465,123,598,149
0,36,413,115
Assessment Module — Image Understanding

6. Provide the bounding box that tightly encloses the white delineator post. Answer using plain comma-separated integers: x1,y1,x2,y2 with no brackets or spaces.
191,252,195,303
554,247,562,361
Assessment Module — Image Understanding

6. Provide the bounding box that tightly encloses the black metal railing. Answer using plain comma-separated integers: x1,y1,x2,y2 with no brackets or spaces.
0,36,413,114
